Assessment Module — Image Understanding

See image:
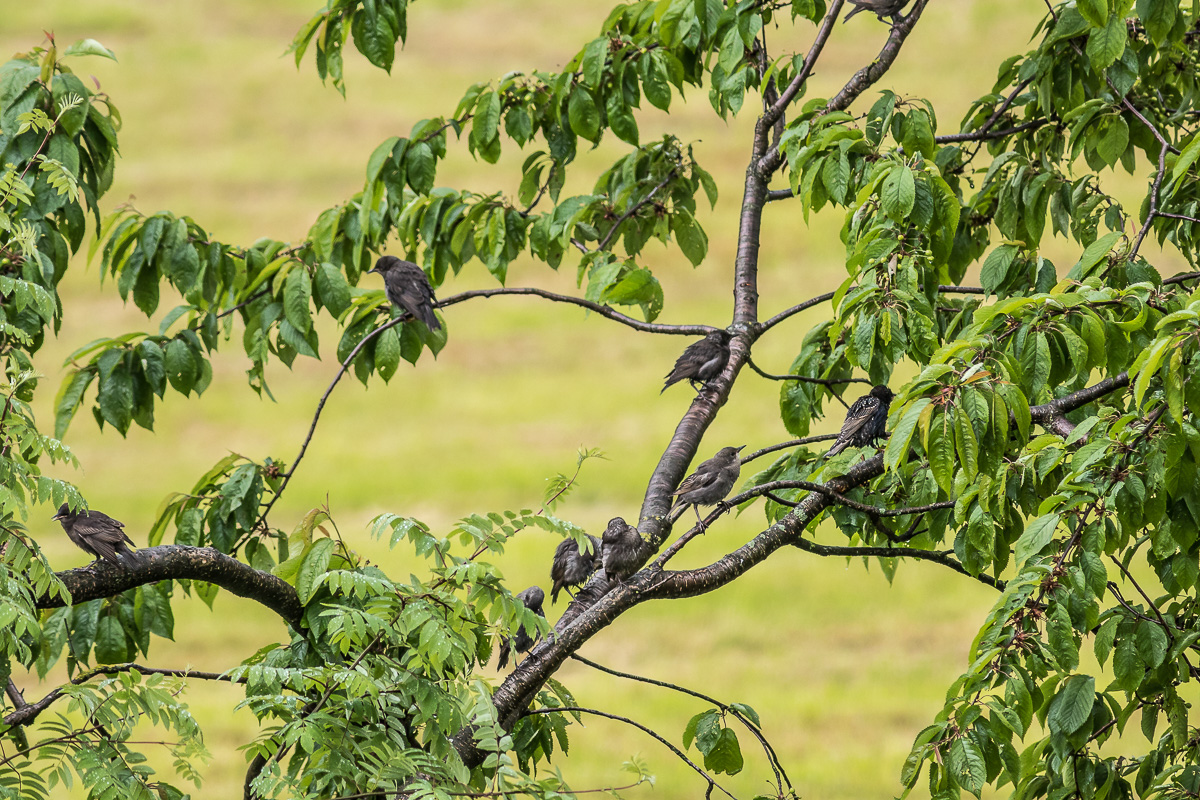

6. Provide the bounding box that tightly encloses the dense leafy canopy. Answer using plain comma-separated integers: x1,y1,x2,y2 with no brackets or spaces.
5,1,1200,799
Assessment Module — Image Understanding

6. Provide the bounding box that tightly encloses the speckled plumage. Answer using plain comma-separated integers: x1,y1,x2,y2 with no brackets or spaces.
370,255,441,331
662,331,731,393
827,385,894,456
671,446,745,527
53,503,136,566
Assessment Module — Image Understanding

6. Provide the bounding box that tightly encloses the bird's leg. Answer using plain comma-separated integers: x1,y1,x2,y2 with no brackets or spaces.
693,505,708,533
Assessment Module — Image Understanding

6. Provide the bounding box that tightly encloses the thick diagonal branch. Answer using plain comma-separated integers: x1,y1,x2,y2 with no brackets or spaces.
34,545,302,628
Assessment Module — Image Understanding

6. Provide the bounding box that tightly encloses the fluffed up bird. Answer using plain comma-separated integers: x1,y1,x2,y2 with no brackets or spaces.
671,445,745,529
826,384,895,457
496,585,546,669
370,255,442,331
601,517,643,585
844,0,910,22
53,503,136,568
662,330,732,394
550,534,601,604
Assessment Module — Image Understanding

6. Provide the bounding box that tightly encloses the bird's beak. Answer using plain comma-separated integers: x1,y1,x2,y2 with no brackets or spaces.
51,512,63,520
737,445,747,452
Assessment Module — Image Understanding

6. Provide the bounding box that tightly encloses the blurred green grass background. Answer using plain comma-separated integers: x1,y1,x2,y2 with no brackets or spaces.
3,1,1056,797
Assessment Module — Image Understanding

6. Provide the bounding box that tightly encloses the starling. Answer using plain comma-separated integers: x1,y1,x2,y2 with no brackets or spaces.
671,446,746,529
370,255,442,331
844,0,910,22
601,517,643,584
550,534,601,604
53,503,136,567
496,585,546,669
662,331,731,394
826,384,895,456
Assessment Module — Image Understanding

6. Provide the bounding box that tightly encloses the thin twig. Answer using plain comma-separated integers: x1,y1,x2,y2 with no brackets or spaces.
596,168,679,252
521,706,737,800
568,654,793,795
791,537,1004,590
742,435,839,465
251,315,408,533
744,356,867,402
435,286,714,335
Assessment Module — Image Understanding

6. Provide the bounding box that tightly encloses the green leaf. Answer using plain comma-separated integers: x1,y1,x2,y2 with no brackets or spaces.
928,411,955,493
702,727,743,776
1047,674,1095,736
568,86,600,142
1015,513,1060,567
580,37,608,88
980,245,1017,295
881,164,916,222
1077,0,1107,27
1086,14,1127,72
672,208,707,266
165,338,198,395
885,398,932,471
284,266,313,333
1138,0,1176,44
375,326,402,382
296,537,337,605
63,38,118,61
94,615,129,664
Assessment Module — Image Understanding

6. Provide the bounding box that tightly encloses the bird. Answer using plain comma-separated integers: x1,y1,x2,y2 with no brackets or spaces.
369,255,442,331
550,534,601,604
601,517,643,585
671,446,746,530
826,384,895,457
52,502,136,568
844,0,910,22
662,331,731,394
496,585,546,669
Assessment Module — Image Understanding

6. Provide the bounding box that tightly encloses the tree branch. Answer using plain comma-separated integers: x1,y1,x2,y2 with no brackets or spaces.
4,662,243,728
757,291,835,332
790,537,1004,590
760,0,844,128
435,287,714,335
34,545,302,628
1029,371,1130,435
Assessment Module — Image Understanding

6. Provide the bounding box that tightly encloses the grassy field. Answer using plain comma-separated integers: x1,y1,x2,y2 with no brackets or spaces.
2,1,1070,798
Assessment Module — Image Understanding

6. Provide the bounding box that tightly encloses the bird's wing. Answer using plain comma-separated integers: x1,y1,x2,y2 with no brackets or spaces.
828,397,879,455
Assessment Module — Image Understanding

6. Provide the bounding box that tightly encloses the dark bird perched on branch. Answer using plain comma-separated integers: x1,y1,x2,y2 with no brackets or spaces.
496,585,546,669
550,534,601,604
601,517,643,584
826,384,895,456
370,255,442,331
662,330,731,393
844,0,910,22
671,445,745,529
53,503,136,568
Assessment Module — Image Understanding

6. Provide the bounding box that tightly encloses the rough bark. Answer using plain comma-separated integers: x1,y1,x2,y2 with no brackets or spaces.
36,545,303,628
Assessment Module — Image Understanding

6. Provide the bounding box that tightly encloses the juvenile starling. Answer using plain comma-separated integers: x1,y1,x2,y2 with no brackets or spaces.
53,503,136,567
671,446,746,529
826,384,895,456
601,517,643,584
550,534,601,604
662,331,731,393
370,255,442,331
496,585,546,669
844,0,910,22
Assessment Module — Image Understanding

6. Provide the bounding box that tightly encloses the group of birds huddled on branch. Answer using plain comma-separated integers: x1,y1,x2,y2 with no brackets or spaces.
497,327,895,669
48,252,898,674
